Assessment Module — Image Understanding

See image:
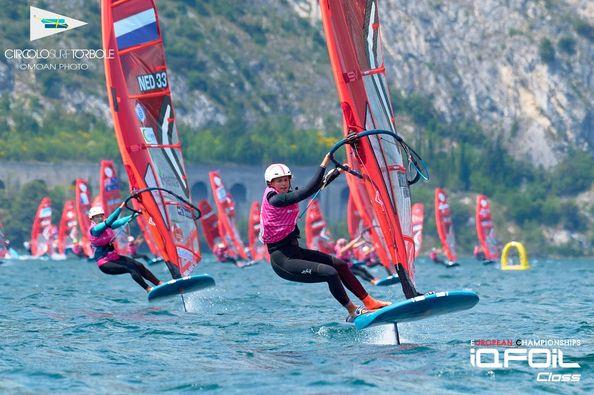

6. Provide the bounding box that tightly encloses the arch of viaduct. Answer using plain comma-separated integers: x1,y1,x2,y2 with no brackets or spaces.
0,161,349,224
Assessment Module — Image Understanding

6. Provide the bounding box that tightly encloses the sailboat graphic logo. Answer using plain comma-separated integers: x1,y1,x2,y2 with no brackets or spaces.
30,7,87,41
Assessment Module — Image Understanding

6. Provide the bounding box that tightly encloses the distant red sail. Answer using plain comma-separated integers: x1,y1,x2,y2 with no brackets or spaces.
305,200,335,254
98,160,128,253
248,201,266,261
208,171,248,260
57,200,78,254
475,194,500,260
31,197,53,257
75,179,94,257
434,188,457,262
411,203,424,258
197,199,225,253
102,0,201,277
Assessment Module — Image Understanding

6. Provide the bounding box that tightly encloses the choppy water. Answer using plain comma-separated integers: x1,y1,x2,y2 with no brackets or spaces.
0,255,592,394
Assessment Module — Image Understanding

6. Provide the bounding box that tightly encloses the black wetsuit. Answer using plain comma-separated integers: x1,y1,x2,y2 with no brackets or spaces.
267,166,421,300
267,166,368,306
350,265,376,283
100,256,160,290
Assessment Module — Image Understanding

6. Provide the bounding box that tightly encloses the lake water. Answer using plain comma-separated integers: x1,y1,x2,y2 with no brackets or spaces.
0,255,591,394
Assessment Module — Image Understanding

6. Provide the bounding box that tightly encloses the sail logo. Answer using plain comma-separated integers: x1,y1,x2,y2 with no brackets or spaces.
30,7,87,41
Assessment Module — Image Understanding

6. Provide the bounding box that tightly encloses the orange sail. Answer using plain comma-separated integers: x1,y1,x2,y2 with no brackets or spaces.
102,0,201,277
320,0,416,280
434,188,457,262
305,200,335,254
411,203,424,258
475,194,500,260
247,201,266,261
57,200,78,254
75,179,94,257
30,197,53,257
98,160,128,253
197,199,226,254
208,171,248,260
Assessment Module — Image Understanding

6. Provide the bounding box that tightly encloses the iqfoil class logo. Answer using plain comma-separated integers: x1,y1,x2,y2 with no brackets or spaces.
30,6,86,41
469,338,582,383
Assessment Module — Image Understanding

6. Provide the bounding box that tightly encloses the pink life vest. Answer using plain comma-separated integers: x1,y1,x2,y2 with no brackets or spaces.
213,245,227,262
127,242,137,255
334,244,352,262
260,187,300,244
89,227,119,266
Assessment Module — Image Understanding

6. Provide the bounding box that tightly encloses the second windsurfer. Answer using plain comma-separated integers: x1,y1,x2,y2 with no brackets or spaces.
89,204,163,292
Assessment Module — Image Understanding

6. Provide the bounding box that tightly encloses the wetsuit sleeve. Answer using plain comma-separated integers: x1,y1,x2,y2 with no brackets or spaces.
269,166,325,207
111,213,138,229
105,207,123,227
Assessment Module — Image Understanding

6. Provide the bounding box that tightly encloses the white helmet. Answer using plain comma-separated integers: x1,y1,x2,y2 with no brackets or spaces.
264,163,292,182
88,206,105,219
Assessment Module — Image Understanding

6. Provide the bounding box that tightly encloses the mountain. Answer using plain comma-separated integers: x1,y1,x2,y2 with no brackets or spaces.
0,0,592,255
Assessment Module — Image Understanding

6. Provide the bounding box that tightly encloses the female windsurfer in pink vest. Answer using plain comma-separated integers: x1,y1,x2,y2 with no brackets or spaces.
89,204,162,292
261,156,390,322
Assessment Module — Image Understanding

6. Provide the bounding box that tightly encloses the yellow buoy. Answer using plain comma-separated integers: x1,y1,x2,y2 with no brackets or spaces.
500,241,530,270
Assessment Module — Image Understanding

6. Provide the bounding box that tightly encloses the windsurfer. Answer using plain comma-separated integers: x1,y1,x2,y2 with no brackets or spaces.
430,247,446,265
213,242,237,264
334,237,379,284
127,235,151,263
89,204,162,292
473,245,487,261
261,156,390,321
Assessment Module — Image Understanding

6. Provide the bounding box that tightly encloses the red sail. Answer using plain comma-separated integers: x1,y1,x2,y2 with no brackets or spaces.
57,200,78,254
247,201,266,261
320,0,415,278
30,197,53,257
476,194,500,260
208,171,248,260
197,199,226,254
102,0,201,277
98,160,128,253
305,200,335,254
434,188,457,262
75,179,94,257
347,194,363,240
411,203,424,258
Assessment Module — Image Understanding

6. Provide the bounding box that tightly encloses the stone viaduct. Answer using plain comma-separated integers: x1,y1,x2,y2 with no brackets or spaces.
0,161,350,224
